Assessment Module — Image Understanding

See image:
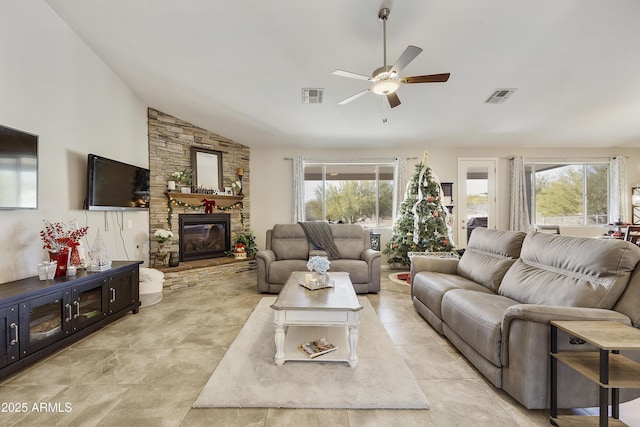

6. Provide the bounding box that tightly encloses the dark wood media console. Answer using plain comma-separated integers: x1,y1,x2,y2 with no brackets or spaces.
0,261,141,379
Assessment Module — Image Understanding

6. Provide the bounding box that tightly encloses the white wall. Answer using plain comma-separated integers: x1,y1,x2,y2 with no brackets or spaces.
250,146,640,259
0,1,148,283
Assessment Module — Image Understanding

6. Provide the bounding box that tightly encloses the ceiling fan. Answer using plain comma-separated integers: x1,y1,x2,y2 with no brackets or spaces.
333,8,450,109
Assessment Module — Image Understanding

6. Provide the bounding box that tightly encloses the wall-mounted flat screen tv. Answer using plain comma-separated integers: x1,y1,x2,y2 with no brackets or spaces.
86,154,150,211
0,124,38,209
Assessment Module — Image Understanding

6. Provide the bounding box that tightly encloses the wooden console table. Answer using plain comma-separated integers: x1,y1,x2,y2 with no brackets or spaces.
0,261,141,379
550,320,640,427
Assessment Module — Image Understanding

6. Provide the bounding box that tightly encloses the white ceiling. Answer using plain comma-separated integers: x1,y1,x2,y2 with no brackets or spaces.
45,0,640,149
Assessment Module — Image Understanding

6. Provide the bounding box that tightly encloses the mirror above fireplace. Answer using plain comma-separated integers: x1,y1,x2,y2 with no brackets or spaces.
191,146,223,191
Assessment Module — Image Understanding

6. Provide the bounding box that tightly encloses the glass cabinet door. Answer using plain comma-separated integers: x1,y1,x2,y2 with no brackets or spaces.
71,279,107,332
21,291,67,356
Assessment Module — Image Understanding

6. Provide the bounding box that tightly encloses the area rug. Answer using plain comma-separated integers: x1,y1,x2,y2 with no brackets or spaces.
193,297,429,409
389,271,411,286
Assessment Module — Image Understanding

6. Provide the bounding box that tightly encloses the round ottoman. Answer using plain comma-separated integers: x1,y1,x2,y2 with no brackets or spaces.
139,267,164,308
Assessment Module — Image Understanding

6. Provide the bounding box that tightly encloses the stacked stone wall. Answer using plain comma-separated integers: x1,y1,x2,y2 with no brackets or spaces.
147,108,251,288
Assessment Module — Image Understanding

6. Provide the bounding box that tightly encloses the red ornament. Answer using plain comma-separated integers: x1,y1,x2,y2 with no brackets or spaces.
428,196,434,202
443,239,449,246
433,211,439,217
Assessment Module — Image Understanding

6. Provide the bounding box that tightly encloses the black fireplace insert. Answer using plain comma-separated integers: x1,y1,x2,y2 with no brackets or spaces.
178,213,231,262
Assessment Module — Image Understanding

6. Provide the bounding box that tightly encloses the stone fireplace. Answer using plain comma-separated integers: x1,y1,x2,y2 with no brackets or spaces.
179,213,231,262
147,109,253,289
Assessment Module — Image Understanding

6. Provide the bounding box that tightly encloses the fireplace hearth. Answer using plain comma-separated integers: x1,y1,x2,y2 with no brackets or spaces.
179,213,231,262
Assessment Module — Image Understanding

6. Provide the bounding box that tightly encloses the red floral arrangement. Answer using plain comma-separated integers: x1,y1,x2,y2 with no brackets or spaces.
40,220,89,252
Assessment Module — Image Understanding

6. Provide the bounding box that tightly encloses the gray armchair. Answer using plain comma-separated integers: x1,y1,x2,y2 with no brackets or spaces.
255,223,381,293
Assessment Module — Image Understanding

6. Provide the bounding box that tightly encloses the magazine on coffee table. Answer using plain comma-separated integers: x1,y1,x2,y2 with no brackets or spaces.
298,337,338,358
299,280,333,291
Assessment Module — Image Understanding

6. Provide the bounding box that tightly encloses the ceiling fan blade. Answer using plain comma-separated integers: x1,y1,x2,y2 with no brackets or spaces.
332,69,372,81
338,89,371,105
390,45,423,75
387,92,401,108
399,73,450,84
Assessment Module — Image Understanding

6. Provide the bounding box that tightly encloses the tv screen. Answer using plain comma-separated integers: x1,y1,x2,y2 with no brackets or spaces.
86,154,150,211
0,124,38,209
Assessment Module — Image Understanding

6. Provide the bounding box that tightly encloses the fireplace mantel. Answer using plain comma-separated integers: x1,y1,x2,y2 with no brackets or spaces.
167,192,243,208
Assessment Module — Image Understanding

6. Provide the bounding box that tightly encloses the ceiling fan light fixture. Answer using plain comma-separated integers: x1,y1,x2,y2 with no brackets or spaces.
371,80,399,95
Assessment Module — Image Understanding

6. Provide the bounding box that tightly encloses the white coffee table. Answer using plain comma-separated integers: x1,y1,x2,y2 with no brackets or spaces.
270,271,363,367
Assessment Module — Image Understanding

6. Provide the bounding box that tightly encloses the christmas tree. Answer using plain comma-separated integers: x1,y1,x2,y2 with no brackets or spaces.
383,153,456,266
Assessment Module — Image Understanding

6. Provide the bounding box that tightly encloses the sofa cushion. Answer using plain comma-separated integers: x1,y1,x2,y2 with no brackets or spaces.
270,224,309,260
499,232,640,308
267,260,309,284
331,224,366,259
328,259,369,283
441,289,519,366
413,272,494,319
457,228,527,292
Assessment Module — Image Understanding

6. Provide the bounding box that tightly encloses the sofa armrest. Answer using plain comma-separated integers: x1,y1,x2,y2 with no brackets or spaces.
256,249,276,293
361,248,381,263
500,304,631,366
410,256,459,280
256,249,276,264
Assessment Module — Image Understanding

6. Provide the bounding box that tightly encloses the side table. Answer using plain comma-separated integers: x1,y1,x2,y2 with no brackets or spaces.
550,320,640,427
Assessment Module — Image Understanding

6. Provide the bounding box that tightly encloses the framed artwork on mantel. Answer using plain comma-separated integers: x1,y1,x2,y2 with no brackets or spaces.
191,146,223,192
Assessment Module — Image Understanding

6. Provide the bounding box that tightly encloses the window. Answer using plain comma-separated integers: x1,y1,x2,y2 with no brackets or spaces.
304,161,394,227
526,162,608,226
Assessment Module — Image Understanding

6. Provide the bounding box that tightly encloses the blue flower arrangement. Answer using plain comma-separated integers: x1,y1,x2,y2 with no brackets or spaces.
307,256,330,273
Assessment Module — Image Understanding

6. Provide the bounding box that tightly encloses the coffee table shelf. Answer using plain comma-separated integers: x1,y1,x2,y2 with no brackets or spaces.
276,325,351,363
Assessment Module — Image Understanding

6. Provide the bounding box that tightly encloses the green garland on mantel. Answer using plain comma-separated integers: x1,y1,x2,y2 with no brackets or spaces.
166,195,244,230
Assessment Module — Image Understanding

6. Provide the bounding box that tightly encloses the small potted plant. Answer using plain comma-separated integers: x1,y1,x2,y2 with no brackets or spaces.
153,229,173,265
171,169,193,193
227,230,257,258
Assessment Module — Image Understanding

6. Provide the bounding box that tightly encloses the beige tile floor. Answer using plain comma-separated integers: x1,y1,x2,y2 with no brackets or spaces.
0,270,638,427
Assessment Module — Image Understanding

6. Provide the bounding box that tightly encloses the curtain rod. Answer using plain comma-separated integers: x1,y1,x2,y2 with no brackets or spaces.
507,156,624,160
283,157,418,160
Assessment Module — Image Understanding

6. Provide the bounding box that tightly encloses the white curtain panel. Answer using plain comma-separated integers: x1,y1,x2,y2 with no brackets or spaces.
292,155,305,222
392,157,407,220
509,156,530,232
609,156,629,224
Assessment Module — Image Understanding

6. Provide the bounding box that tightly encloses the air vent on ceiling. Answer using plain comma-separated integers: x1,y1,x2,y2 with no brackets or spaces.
302,88,324,104
485,89,517,104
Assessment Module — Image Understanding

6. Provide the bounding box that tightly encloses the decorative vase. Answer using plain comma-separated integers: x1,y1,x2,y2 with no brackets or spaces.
156,243,169,265
168,251,179,267
69,242,82,266
49,248,70,277
318,272,329,286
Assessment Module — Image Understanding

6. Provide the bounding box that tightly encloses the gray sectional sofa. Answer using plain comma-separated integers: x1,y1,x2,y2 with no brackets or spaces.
256,223,381,293
411,227,640,409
